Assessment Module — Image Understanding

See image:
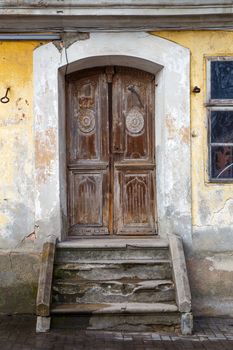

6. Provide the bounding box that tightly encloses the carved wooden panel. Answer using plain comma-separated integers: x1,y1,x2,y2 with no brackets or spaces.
112,67,154,161
71,173,102,226
114,168,155,234
124,174,148,225
67,69,109,163
68,169,109,235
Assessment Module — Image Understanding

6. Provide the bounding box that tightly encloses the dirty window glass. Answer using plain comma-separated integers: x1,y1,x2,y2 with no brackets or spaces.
211,111,233,143
211,145,233,179
210,111,233,179
211,61,233,100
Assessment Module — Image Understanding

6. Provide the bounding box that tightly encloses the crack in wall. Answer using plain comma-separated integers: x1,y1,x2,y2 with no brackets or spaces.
210,198,233,219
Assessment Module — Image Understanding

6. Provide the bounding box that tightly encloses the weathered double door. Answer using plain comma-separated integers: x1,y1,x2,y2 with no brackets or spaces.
66,66,156,236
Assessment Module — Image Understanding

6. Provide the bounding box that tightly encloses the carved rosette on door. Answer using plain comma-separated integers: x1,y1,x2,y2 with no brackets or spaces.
66,67,157,236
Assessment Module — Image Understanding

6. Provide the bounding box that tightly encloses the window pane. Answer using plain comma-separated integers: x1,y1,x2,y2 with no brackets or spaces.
211,110,233,143
211,60,233,99
211,145,233,179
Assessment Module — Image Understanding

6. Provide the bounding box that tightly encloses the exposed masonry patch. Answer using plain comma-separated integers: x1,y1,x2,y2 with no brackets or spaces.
53,33,90,51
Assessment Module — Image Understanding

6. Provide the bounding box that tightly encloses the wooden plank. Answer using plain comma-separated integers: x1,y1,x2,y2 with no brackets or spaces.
36,235,57,317
112,67,157,235
66,69,110,236
168,234,191,313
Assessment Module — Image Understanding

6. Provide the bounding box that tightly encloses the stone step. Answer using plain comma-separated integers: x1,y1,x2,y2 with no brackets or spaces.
49,238,181,332
52,279,175,304
53,260,172,281
57,238,169,249
50,302,180,331
55,239,169,262
51,302,178,314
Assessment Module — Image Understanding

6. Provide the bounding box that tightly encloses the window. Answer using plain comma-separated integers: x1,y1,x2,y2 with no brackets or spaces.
207,58,233,181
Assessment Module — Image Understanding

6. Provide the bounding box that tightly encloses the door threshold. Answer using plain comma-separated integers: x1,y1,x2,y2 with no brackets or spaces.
57,237,168,249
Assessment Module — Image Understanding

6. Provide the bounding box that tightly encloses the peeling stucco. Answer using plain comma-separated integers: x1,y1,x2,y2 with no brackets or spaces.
35,128,56,184
165,115,189,144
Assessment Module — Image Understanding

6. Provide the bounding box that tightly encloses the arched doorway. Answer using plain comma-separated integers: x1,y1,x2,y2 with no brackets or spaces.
34,32,191,245
66,66,157,236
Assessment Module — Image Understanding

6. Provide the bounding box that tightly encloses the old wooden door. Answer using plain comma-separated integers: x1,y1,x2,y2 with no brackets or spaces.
66,66,156,237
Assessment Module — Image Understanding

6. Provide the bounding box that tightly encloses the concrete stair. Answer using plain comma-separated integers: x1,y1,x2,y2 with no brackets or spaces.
52,278,175,304
49,239,181,332
36,236,193,334
51,302,180,331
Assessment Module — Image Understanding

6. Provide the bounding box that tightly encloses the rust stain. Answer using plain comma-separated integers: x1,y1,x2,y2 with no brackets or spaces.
180,126,190,144
165,116,176,139
15,98,29,121
0,97,29,126
165,116,189,143
16,97,23,108
35,127,56,183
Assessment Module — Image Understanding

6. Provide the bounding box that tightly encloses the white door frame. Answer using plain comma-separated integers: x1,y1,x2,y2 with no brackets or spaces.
33,32,191,246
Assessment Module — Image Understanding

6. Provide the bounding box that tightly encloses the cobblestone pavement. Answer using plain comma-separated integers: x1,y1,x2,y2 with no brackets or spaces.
1,315,233,349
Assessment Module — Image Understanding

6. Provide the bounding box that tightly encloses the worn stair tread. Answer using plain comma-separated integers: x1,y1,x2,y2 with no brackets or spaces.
51,302,178,314
53,279,174,291
53,278,174,287
54,259,171,271
54,259,171,267
57,238,168,249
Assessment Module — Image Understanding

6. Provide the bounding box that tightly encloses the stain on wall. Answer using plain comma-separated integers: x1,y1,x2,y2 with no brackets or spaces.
35,128,56,184
0,251,40,313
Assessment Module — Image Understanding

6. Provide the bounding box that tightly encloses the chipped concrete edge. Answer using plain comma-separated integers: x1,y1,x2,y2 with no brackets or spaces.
181,312,193,336
168,234,193,334
36,235,57,333
36,316,51,333
53,32,90,51
168,234,192,312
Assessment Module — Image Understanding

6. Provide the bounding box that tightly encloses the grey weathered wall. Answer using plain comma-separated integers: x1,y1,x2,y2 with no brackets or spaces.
0,252,40,313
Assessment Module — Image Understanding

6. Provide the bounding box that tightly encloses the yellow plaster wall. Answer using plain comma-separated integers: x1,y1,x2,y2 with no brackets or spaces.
0,42,41,247
153,31,233,230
